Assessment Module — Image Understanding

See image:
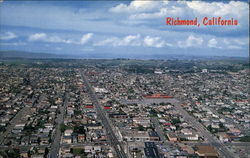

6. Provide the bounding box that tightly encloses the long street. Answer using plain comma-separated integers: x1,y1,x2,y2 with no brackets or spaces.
151,117,167,144
49,93,69,158
80,70,128,158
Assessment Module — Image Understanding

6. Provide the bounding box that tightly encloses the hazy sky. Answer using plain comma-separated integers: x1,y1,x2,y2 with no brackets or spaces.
0,0,249,57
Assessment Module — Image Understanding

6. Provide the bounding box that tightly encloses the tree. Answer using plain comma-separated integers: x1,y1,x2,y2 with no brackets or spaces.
239,136,250,142
138,124,145,131
171,118,181,125
44,147,49,157
73,126,85,134
60,123,67,132
71,148,84,155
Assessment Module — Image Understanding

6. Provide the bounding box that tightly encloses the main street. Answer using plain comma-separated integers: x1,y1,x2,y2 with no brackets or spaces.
49,93,69,158
151,117,167,144
80,70,128,158
172,99,236,158
151,117,173,158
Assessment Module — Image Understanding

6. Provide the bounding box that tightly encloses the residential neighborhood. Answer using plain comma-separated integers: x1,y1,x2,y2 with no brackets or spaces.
0,59,249,158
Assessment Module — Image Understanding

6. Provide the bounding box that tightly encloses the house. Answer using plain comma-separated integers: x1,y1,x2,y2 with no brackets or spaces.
85,122,102,130
148,131,160,141
181,128,193,135
63,136,72,144
84,146,102,153
85,104,94,109
78,134,85,142
229,128,241,136
179,128,199,141
37,147,46,154
30,154,44,158
20,148,29,158
64,129,73,136
104,106,112,110
21,136,29,145
40,136,50,145
167,133,178,142
179,144,194,155
217,132,229,142
226,133,240,141
179,134,199,141
109,113,128,119
133,117,151,128
30,135,39,145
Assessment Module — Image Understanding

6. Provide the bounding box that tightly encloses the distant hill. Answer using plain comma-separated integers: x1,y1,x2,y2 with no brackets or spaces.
0,50,70,59
0,50,248,61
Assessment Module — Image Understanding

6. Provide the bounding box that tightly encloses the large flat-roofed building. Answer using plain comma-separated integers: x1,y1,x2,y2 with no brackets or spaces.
122,131,150,142
195,145,219,158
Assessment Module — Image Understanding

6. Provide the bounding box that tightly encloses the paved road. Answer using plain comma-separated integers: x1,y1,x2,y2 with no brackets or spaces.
1,141,248,151
151,117,167,144
49,93,68,158
172,99,236,158
80,71,128,158
151,117,173,158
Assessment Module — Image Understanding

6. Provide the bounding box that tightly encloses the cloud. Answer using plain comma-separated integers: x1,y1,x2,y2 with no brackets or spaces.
233,39,248,46
0,32,17,40
129,6,184,20
178,35,203,48
118,34,141,46
112,1,248,19
222,38,247,50
186,1,248,18
80,33,93,45
208,38,221,48
94,34,171,48
109,1,168,13
0,2,248,57
94,34,141,47
28,33,93,45
28,33,73,43
28,33,47,41
143,36,165,48
94,37,118,46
